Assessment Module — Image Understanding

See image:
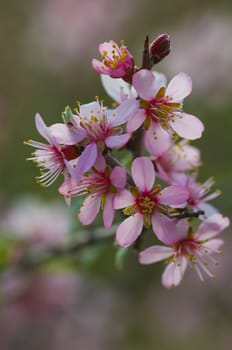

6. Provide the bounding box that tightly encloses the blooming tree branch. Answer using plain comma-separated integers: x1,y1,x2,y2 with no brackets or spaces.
24,33,230,288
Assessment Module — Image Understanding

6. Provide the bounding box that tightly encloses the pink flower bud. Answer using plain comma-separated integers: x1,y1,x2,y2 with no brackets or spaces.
149,33,170,64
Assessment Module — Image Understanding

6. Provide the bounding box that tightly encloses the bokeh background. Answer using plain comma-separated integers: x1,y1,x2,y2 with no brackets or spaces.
0,0,232,349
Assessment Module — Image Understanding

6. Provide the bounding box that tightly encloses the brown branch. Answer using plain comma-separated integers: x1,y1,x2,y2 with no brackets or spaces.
142,35,151,70
126,127,145,157
164,210,205,220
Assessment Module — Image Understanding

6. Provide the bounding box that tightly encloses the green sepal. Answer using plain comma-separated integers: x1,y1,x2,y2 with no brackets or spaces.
62,106,73,124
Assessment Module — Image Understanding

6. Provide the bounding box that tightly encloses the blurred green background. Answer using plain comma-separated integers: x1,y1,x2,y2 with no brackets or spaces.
0,0,232,349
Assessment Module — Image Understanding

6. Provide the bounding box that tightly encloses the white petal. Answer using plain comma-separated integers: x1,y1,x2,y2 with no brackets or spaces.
101,75,137,102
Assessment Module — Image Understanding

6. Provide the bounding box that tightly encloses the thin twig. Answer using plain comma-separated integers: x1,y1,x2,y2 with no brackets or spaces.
164,210,205,220
142,35,151,69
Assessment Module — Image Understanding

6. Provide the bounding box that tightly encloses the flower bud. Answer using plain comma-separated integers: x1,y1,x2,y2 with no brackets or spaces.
149,33,170,65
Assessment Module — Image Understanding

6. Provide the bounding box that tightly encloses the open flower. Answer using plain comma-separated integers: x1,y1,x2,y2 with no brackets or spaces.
92,40,134,81
25,113,80,187
59,154,127,229
51,98,139,183
139,214,230,288
179,175,221,217
128,69,204,141
147,139,201,184
114,157,188,247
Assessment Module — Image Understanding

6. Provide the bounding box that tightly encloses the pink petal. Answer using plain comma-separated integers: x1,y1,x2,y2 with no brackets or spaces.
35,113,52,144
49,123,85,145
94,152,106,172
179,144,201,169
145,122,172,157
139,246,174,264
110,166,127,189
171,112,204,140
152,212,181,244
195,214,230,241
116,214,143,247
114,189,134,209
203,238,224,252
156,162,171,184
92,58,110,74
78,195,101,225
58,177,74,207
132,69,158,100
158,185,188,207
74,143,98,181
103,194,114,229
98,40,117,56
162,256,187,288
166,72,192,101
105,134,131,149
108,98,139,127
176,219,189,239
126,109,146,133
131,157,155,192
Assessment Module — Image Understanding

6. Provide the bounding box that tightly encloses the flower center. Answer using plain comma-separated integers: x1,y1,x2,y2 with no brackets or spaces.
79,109,109,144
174,238,198,258
102,45,128,70
141,87,181,129
123,186,161,228
136,195,156,215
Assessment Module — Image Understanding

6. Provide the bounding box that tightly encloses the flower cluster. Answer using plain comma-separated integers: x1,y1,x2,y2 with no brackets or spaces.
25,34,229,288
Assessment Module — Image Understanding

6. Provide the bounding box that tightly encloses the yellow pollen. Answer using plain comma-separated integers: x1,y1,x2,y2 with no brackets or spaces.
138,196,155,214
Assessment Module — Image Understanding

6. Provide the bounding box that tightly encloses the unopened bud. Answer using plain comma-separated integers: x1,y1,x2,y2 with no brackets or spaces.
149,33,170,65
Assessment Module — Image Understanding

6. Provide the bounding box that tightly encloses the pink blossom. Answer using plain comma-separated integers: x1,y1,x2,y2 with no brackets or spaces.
2,197,69,249
147,139,201,184
139,214,230,288
92,40,134,81
177,175,221,216
25,113,80,187
59,154,127,229
52,99,138,183
128,69,204,141
114,157,188,247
